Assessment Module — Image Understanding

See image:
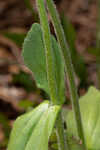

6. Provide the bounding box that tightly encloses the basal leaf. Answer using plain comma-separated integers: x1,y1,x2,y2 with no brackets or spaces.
66,86,100,150
8,101,60,150
8,101,49,150
22,23,65,104
25,105,60,150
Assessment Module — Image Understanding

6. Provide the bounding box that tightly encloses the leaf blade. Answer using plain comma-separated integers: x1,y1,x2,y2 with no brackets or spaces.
8,101,49,150
25,105,60,150
22,23,49,93
22,23,65,104
66,87,100,150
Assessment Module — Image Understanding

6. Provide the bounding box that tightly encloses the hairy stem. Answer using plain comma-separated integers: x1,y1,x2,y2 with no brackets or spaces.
37,0,58,104
36,0,70,149
46,0,86,149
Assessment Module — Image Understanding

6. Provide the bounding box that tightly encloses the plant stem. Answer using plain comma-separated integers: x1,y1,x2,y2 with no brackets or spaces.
46,0,86,149
56,112,70,150
36,0,70,150
36,0,58,105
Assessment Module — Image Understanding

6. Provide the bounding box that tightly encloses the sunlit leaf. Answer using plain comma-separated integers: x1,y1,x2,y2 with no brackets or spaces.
8,101,60,150
66,86,100,150
25,105,60,150
8,101,49,150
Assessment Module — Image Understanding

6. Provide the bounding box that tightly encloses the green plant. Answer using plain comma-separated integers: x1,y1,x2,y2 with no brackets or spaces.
7,0,100,150
66,87,100,150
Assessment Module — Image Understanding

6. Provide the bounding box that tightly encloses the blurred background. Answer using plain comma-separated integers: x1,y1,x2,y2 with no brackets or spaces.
0,0,99,149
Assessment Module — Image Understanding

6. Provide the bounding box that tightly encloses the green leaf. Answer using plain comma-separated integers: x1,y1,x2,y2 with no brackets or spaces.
66,86,100,150
25,105,60,150
22,23,48,93
51,36,65,104
8,101,60,150
8,101,49,150
22,23,65,104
